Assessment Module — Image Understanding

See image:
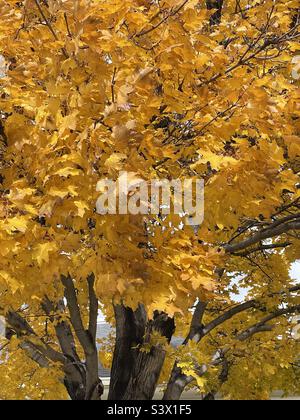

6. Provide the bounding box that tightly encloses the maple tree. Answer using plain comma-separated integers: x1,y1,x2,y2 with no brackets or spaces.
0,0,299,400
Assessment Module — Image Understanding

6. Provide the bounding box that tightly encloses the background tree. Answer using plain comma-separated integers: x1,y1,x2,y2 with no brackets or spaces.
0,0,299,400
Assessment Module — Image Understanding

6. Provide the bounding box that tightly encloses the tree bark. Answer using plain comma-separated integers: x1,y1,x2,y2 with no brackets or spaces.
163,301,207,400
163,365,194,400
61,276,103,400
108,304,147,400
123,312,175,400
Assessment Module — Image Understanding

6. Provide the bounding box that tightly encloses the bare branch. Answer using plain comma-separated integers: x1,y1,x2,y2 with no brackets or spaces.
183,300,208,344
224,215,300,254
238,305,300,341
87,274,98,343
200,19,300,88
64,12,72,38
232,242,292,257
202,300,258,336
61,276,94,355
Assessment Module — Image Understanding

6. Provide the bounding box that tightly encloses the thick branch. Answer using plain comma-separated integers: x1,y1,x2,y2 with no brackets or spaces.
61,276,94,355
61,276,102,400
202,300,257,336
238,305,300,341
232,242,292,257
225,216,300,254
163,294,300,400
6,310,64,364
42,297,84,377
183,300,207,344
87,274,98,343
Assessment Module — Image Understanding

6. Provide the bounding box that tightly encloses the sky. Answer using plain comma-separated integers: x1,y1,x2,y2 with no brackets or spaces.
291,261,300,281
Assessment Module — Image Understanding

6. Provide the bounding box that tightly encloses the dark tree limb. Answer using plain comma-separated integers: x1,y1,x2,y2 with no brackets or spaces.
202,300,258,336
123,311,175,400
6,308,87,400
61,276,94,355
6,310,64,364
87,274,98,343
237,305,300,341
224,215,300,254
108,304,147,400
183,300,208,344
61,275,103,400
206,0,224,25
232,242,292,257
41,297,86,388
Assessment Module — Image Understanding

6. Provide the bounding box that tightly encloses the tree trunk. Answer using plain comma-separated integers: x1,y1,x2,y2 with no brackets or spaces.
123,312,175,400
85,349,103,400
203,392,215,400
123,346,168,400
108,304,147,400
64,377,86,400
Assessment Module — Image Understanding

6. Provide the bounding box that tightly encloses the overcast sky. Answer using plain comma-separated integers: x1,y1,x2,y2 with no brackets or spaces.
291,261,300,281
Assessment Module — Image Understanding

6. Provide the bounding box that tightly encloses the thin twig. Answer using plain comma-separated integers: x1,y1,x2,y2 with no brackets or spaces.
34,0,68,59
111,67,117,104
64,12,73,38
134,0,190,38
245,255,274,282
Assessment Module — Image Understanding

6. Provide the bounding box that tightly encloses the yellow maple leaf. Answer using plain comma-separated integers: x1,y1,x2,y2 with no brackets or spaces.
5,217,28,234
0,271,22,294
33,243,58,267
74,201,89,218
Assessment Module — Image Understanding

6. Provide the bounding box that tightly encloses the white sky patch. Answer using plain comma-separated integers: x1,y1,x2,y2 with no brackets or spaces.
291,260,300,281
231,261,300,303
230,275,250,303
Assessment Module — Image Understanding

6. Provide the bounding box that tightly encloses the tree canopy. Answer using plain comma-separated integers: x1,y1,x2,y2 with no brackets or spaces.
0,0,299,400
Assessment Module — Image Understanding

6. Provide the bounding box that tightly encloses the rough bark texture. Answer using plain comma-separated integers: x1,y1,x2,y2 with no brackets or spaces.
163,365,193,400
108,304,147,400
123,312,175,400
61,275,103,400
108,307,175,400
